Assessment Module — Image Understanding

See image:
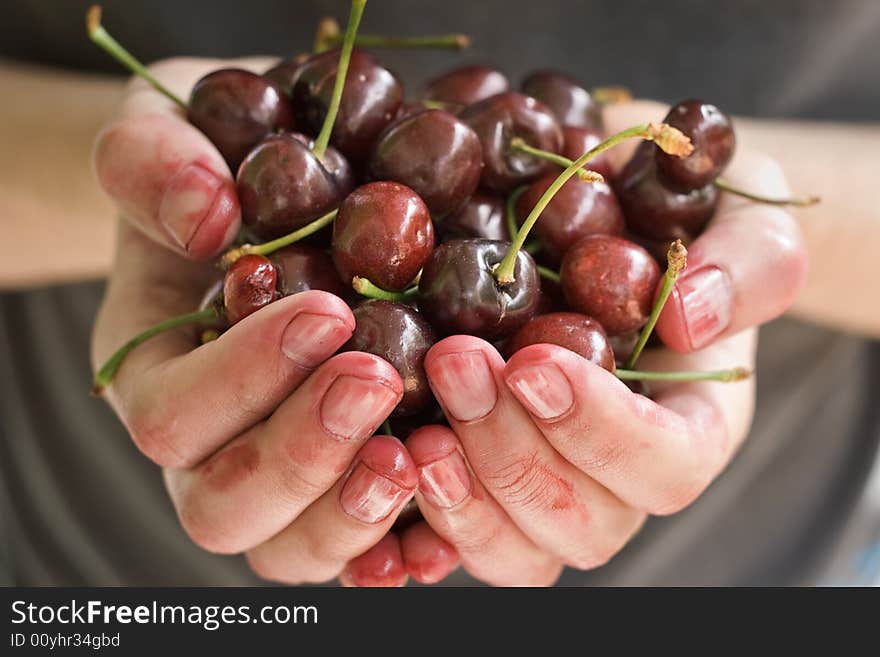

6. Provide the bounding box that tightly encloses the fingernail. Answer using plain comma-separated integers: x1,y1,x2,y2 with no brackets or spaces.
340,462,412,524
429,351,497,422
675,266,732,350
418,450,472,509
320,376,400,441
505,363,574,420
281,312,350,368
158,162,225,251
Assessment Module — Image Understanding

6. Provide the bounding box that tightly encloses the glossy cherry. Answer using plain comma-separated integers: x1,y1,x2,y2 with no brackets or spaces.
438,190,509,242
367,109,483,216
343,300,436,416
332,182,434,291
222,254,279,325
262,54,310,96
236,133,348,240
459,92,563,192
560,235,661,336
422,65,509,109
186,69,294,172
655,99,735,192
615,142,719,241
269,244,347,298
516,173,624,265
418,239,541,340
505,312,615,372
520,70,602,131
560,125,614,180
291,48,403,161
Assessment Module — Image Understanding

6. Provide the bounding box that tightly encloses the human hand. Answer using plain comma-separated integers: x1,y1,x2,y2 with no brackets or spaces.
91,58,418,584
341,100,807,586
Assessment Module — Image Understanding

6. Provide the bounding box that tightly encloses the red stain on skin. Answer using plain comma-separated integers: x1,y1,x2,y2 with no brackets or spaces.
401,524,459,584
201,442,261,492
342,534,407,587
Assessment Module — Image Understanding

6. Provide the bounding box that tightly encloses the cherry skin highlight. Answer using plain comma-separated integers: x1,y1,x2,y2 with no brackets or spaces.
187,69,293,172
418,239,541,340
422,65,509,109
332,182,435,291
560,235,661,336
343,301,437,416
505,312,616,372
222,254,279,325
520,70,603,131
516,173,625,265
655,99,735,193
367,109,483,216
291,48,403,162
459,92,563,192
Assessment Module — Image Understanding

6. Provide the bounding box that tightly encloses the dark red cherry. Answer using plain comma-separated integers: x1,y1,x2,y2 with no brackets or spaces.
291,48,403,161
560,125,614,180
560,235,661,336
262,54,310,96
505,312,615,372
459,92,562,192
236,133,347,240
422,65,509,109
332,182,434,291
516,173,624,265
655,99,735,192
438,190,509,242
343,301,437,416
520,70,602,131
287,132,355,197
269,244,347,298
187,69,294,172
615,142,719,241
418,239,541,340
367,109,482,216
223,254,279,325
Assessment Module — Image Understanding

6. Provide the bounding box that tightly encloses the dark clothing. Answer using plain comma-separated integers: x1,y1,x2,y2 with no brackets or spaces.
2,0,879,585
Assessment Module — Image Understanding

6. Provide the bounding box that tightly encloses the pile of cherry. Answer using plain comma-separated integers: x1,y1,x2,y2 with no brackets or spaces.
90,1,814,437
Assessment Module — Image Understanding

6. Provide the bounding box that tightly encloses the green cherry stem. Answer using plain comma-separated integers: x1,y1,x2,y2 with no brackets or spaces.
381,418,393,435
312,0,367,160
494,122,694,285
221,209,338,268
714,178,820,207
92,308,218,395
591,86,633,105
352,277,419,302
335,33,470,50
615,367,751,383
505,185,528,242
537,265,561,284
624,239,687,370
86,6,187,110
508,138,603,182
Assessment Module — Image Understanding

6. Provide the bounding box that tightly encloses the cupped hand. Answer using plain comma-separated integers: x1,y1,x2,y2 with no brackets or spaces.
344,99,807,586
91,58,418,584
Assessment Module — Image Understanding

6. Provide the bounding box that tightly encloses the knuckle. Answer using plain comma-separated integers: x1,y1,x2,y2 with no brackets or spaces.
125,404,191,469
646,474,710,516
176,493,236,554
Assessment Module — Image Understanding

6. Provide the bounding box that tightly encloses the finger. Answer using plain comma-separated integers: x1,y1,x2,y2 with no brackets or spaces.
164,352,403,553
399,521,460,585
339,534,409,588
245,436,417,584
100,289,356,469
655,150,808,351
93,57,276,259
407,425,563,586
503,332,756,516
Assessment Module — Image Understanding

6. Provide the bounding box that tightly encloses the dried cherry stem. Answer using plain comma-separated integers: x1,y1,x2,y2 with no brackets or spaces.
714,178,819,207
86,6,187,110
312,0,367,160
591,86,633,105
352,277,419,302
508,138,604,182
624,239,687,369
221,209,338,268
92,308,219,395
615,367,751,383
494,122,693,285
506,185,528,241
537,265,561,284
